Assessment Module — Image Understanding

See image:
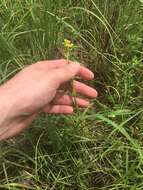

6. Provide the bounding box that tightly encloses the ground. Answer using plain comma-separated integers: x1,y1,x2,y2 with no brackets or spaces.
0,0,143,189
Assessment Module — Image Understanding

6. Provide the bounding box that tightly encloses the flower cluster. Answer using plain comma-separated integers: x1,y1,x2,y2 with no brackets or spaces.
63,39,74,49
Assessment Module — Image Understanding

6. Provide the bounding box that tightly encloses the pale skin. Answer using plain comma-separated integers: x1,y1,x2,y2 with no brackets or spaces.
0,59,98,141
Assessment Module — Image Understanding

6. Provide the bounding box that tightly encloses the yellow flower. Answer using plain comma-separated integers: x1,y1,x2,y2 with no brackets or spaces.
63,39,74,48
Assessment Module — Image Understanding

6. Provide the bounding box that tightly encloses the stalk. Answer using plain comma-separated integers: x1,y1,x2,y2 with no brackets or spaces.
63,39,78,109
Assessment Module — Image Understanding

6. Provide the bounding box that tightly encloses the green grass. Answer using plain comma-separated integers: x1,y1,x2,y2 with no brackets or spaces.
0,0,143,189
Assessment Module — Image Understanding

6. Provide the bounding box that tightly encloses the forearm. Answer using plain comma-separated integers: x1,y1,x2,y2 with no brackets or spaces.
0,85,16,138
0,84,37,141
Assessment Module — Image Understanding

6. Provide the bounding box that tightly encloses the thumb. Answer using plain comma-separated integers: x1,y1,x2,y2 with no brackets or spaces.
52,62,80,85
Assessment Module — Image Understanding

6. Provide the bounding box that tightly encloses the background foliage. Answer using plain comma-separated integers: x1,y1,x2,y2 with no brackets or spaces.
0,0,143,189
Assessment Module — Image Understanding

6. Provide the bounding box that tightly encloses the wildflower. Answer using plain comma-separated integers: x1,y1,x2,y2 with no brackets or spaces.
63,39,74,49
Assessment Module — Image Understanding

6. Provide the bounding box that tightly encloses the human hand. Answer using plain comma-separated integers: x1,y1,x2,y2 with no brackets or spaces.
0,59,97,140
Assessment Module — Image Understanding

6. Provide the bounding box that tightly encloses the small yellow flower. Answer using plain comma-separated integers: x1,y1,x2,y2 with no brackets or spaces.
63,39,74,49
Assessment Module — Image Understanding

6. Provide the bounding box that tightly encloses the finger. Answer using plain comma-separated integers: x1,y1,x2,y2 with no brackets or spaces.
35,60,94,80
35,59,68,70
51,62,80,86
43,105,73,114
51,93,89,107
77,65,94,80
73,81,98,98
51,61,95,85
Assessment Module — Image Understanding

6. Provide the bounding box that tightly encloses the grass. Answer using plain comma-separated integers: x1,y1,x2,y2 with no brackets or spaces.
0,0,143,189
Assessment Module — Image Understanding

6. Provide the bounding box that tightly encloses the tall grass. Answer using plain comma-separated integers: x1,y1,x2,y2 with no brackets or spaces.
0,0,143,189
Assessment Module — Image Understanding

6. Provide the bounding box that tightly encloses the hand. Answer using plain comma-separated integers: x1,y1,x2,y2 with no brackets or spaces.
0,59,97,140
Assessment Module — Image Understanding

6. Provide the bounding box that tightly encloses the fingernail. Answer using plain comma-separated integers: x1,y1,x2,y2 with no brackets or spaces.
89,71,94,79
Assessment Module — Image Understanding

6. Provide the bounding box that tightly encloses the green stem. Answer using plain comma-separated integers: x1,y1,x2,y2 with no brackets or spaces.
65,49,78,110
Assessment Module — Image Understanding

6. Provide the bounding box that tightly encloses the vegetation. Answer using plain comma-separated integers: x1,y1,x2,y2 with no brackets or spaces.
0,0,143,189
